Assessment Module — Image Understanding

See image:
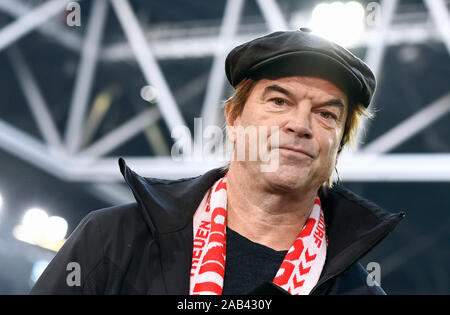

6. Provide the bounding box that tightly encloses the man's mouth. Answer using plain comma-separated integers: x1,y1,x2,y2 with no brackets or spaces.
278,146,314,159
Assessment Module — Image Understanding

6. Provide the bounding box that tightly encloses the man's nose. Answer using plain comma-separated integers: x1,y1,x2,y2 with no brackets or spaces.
284,106,313,138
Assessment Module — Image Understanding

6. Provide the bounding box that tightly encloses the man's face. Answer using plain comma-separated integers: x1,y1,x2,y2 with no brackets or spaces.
226,76,348,193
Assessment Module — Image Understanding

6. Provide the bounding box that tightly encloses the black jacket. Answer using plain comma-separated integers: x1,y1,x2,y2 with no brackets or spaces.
30,158,405,295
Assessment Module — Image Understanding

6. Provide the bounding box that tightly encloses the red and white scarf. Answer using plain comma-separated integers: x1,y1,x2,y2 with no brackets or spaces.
189,174,327,295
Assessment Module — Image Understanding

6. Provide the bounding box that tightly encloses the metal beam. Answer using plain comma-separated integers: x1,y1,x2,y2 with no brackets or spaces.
66,157,227,182
356,0,399,150
362,92,450,154
99,21,435,62
174,72,209,105
65,0,108,154
58,153,450,182
7,46,63,150
0,0,449,188
364,0,399,80
255,0,289,31
423,0,450,56
0,0,72,52
1,117,449,183
100,33,257,62
76,106,161,159
337,153,450,182
199,0,244,146
110,0,188,137
0,1,440,62
0,119,68,178
0,0,82,53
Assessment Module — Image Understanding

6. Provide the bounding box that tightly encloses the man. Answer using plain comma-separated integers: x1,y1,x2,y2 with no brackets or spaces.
30,29,405,295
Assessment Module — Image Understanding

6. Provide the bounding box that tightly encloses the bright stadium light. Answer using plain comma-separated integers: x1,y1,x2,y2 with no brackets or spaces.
140,85,159,103
44,216,68,243
20,208,49,244
308,1,365,47
13,208,68,251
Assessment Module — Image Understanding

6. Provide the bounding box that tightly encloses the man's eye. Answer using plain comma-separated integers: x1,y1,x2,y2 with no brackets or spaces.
320,111,337,120
270,98,287,106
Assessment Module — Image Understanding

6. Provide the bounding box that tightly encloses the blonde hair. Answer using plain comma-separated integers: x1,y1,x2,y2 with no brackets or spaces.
221,78,374,188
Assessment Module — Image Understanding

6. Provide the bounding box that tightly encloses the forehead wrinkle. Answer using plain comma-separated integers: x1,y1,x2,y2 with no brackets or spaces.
263,78,345,102
259,81,314,104
254,77,349,116
261,84,297,101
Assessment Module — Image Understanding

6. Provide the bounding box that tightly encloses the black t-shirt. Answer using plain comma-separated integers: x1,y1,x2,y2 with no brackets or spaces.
222,227,288,295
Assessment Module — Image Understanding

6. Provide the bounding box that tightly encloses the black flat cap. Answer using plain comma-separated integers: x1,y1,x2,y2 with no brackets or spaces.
225,29,376,108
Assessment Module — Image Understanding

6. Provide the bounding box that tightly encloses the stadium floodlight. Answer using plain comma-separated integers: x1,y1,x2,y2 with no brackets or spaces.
20,208,49,245
308,1,365,48
44,216,68,243
140,85,159,103
13,208,68,251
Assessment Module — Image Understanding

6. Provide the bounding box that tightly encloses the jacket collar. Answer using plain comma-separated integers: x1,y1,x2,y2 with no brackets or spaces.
119,158,226,294
119,158,226,235
119,158,405,294
313,185,405,293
